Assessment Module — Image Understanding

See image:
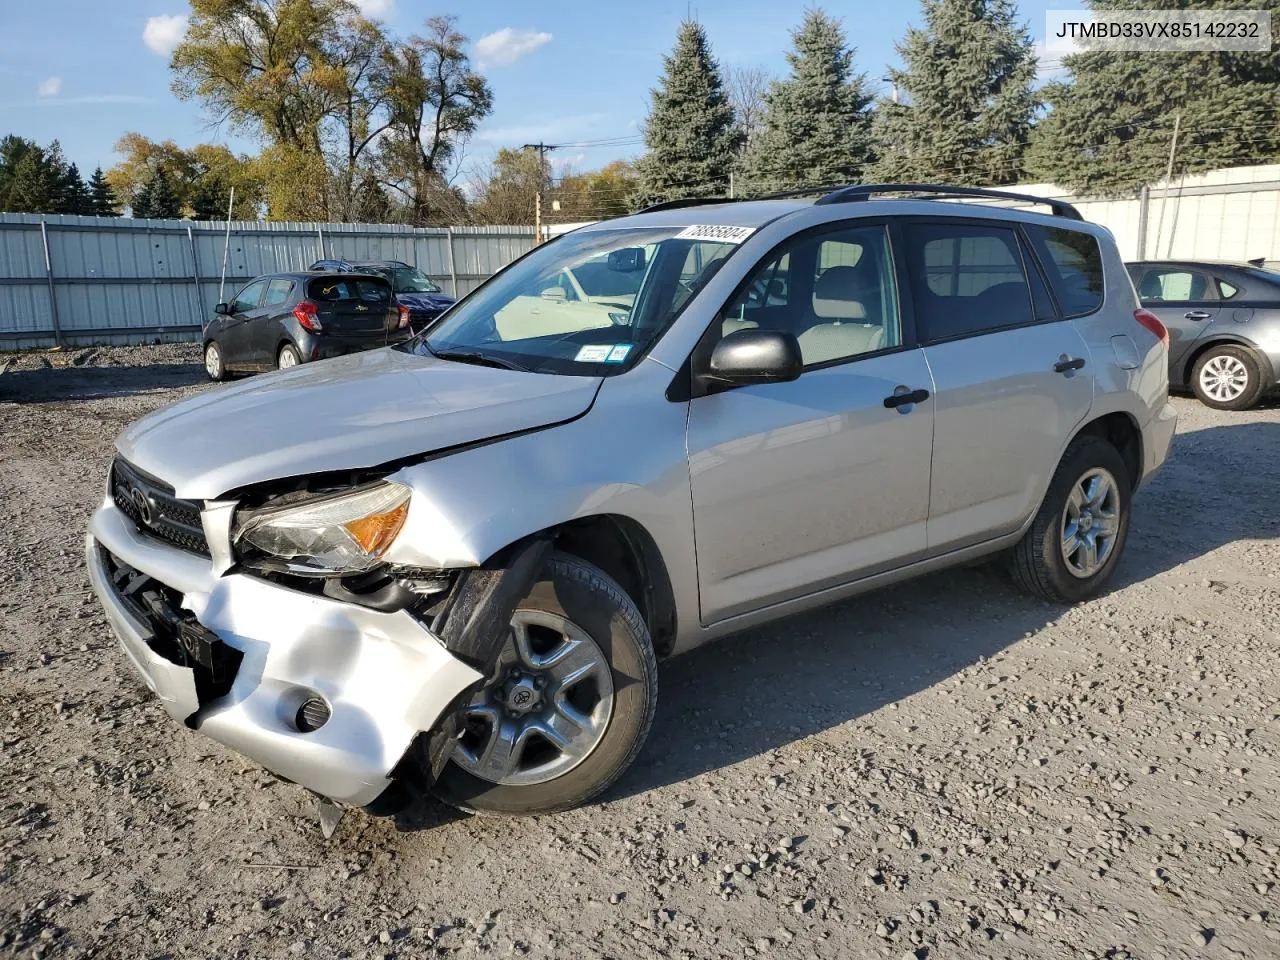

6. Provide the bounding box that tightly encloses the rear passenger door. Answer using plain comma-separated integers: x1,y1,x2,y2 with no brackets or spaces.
686,222,936,623
1131,265,1220,372
902,219,1095,553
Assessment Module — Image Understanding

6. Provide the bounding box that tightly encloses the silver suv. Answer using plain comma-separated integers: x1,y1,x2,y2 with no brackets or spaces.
87,185,1177,820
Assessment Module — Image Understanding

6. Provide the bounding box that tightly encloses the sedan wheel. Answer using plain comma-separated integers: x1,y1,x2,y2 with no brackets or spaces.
1191,345,1263,411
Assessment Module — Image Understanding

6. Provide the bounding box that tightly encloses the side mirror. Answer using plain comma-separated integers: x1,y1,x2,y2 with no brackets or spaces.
540,287,567,301
214,302,230,315
608,247,646,273
701,329,802,386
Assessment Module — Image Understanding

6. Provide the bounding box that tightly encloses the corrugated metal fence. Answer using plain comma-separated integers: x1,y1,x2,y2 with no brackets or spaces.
0,215,534,350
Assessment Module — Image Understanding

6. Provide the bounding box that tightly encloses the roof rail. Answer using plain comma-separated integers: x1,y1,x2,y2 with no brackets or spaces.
638,196,733,213
815,183,1083,220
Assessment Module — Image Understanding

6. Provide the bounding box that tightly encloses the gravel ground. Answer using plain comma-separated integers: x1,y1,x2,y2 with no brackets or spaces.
2,344,1280,960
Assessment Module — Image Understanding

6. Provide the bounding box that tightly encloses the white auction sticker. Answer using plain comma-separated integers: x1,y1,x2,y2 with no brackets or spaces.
574,344,613,363
675,224,755,244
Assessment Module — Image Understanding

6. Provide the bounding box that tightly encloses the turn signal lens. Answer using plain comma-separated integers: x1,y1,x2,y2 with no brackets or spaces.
398,304,411,329
342,500,409,556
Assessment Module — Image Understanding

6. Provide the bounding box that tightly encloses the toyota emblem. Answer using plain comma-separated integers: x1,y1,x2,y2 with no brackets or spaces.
131,487,154,526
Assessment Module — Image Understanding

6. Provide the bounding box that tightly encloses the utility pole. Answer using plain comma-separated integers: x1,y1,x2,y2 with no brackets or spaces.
522,142,556,244
1152,112,1180,259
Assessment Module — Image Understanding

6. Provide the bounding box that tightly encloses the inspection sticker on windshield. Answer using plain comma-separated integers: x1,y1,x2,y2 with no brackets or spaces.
675,224,755,244
605,344,632,363
574,344,613,363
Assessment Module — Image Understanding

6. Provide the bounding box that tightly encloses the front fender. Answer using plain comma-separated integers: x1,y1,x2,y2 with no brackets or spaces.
381,359,700,642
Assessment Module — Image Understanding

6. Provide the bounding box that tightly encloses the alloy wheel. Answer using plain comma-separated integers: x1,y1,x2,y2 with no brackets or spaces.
452,609,614,786
204,344,222,379
1060,466,1121,579
1198,354,1250,403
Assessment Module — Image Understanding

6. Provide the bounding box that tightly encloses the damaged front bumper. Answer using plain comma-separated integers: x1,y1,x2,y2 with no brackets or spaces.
86,496,482,807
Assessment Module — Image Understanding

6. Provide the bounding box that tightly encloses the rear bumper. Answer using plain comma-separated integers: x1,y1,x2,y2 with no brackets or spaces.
1139,400,1178,489
86,497,481,806
297,333,413,362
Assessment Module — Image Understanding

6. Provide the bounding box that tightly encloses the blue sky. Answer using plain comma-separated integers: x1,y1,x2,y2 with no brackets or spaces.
0,0,1068,178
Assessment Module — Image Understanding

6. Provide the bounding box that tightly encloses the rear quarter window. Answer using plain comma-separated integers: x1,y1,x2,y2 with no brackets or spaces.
1027,225,1104,317
307,277,391,304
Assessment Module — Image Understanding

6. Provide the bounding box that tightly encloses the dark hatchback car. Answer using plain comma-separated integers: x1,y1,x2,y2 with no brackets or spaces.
310,258,456,332
1126,258,1280,410
203,272,408,381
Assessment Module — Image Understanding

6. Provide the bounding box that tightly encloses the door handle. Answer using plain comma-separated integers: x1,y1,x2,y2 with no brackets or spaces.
1184,310,1212,320
883,387,930,409
1053,356,1086,373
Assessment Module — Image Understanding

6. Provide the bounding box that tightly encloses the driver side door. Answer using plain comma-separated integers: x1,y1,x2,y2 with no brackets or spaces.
221,278,268,367
685,222,936,624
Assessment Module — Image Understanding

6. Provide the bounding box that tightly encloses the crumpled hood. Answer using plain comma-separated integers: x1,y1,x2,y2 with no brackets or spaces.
397,292,454,313
118,348,600,500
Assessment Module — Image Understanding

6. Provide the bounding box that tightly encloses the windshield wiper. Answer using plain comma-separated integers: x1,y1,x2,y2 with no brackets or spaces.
429,348,530,373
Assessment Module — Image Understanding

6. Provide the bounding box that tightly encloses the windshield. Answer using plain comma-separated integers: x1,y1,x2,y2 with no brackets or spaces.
366,265,441,294
405,226,742,376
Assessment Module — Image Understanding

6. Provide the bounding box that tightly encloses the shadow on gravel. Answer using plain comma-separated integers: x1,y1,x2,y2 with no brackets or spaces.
607,419,1280,802
0,363,206,403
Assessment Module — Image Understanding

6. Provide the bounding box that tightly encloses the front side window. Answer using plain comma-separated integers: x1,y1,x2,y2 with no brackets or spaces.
720,224,900,366
1027,225,1104,317
412,227,740,375
231,279,267,313
1137,268,1210,302
903,222,1033,341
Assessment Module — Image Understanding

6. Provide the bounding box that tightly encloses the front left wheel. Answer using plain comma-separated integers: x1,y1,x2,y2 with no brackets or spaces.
432,553,657,815
204,341,228,381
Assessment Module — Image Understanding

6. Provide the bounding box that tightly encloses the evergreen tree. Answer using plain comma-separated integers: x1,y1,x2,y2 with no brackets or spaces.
870,0,1038,185
5,149,57,212
88,167,121,216
741,10,875,194
1027,1,1280,196
190,172,230,220
132,166,183,219
55,161,90,215
635,21,743,204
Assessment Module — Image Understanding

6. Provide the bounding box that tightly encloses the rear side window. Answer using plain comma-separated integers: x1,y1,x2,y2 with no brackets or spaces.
1135,268,1209,302
902,222,1033,342
1027,225,1104,317
264,278,293,307
307,277,391,304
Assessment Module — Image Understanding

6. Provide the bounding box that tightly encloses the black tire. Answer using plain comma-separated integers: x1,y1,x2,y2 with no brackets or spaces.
277,343,303,370
1008,435,1132,603
1190,344,1266,411
432,552,657,815
203,341,229,382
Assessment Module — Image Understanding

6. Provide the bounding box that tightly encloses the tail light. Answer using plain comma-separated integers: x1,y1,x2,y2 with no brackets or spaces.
1134,308,1168,347
293,301,322,333
398,304,411,330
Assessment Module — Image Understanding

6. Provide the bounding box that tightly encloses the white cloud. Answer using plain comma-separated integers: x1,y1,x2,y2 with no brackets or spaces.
143,14,189,57
475,28,552,68
352,0,393,17
37,76,61,97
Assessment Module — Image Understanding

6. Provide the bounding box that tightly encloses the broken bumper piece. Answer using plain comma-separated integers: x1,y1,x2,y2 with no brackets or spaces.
86,496,482,807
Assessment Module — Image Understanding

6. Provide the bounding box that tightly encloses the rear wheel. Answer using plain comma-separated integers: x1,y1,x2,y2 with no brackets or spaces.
1191,345,1264,411
432,552,657,815
204,341,228,382
1008,435,1132,603
277,343,302,370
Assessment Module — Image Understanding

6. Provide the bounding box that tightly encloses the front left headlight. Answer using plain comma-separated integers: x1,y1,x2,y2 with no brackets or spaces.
234,482,411,575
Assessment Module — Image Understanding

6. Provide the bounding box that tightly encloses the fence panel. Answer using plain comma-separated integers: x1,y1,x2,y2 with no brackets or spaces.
0,215,534,349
